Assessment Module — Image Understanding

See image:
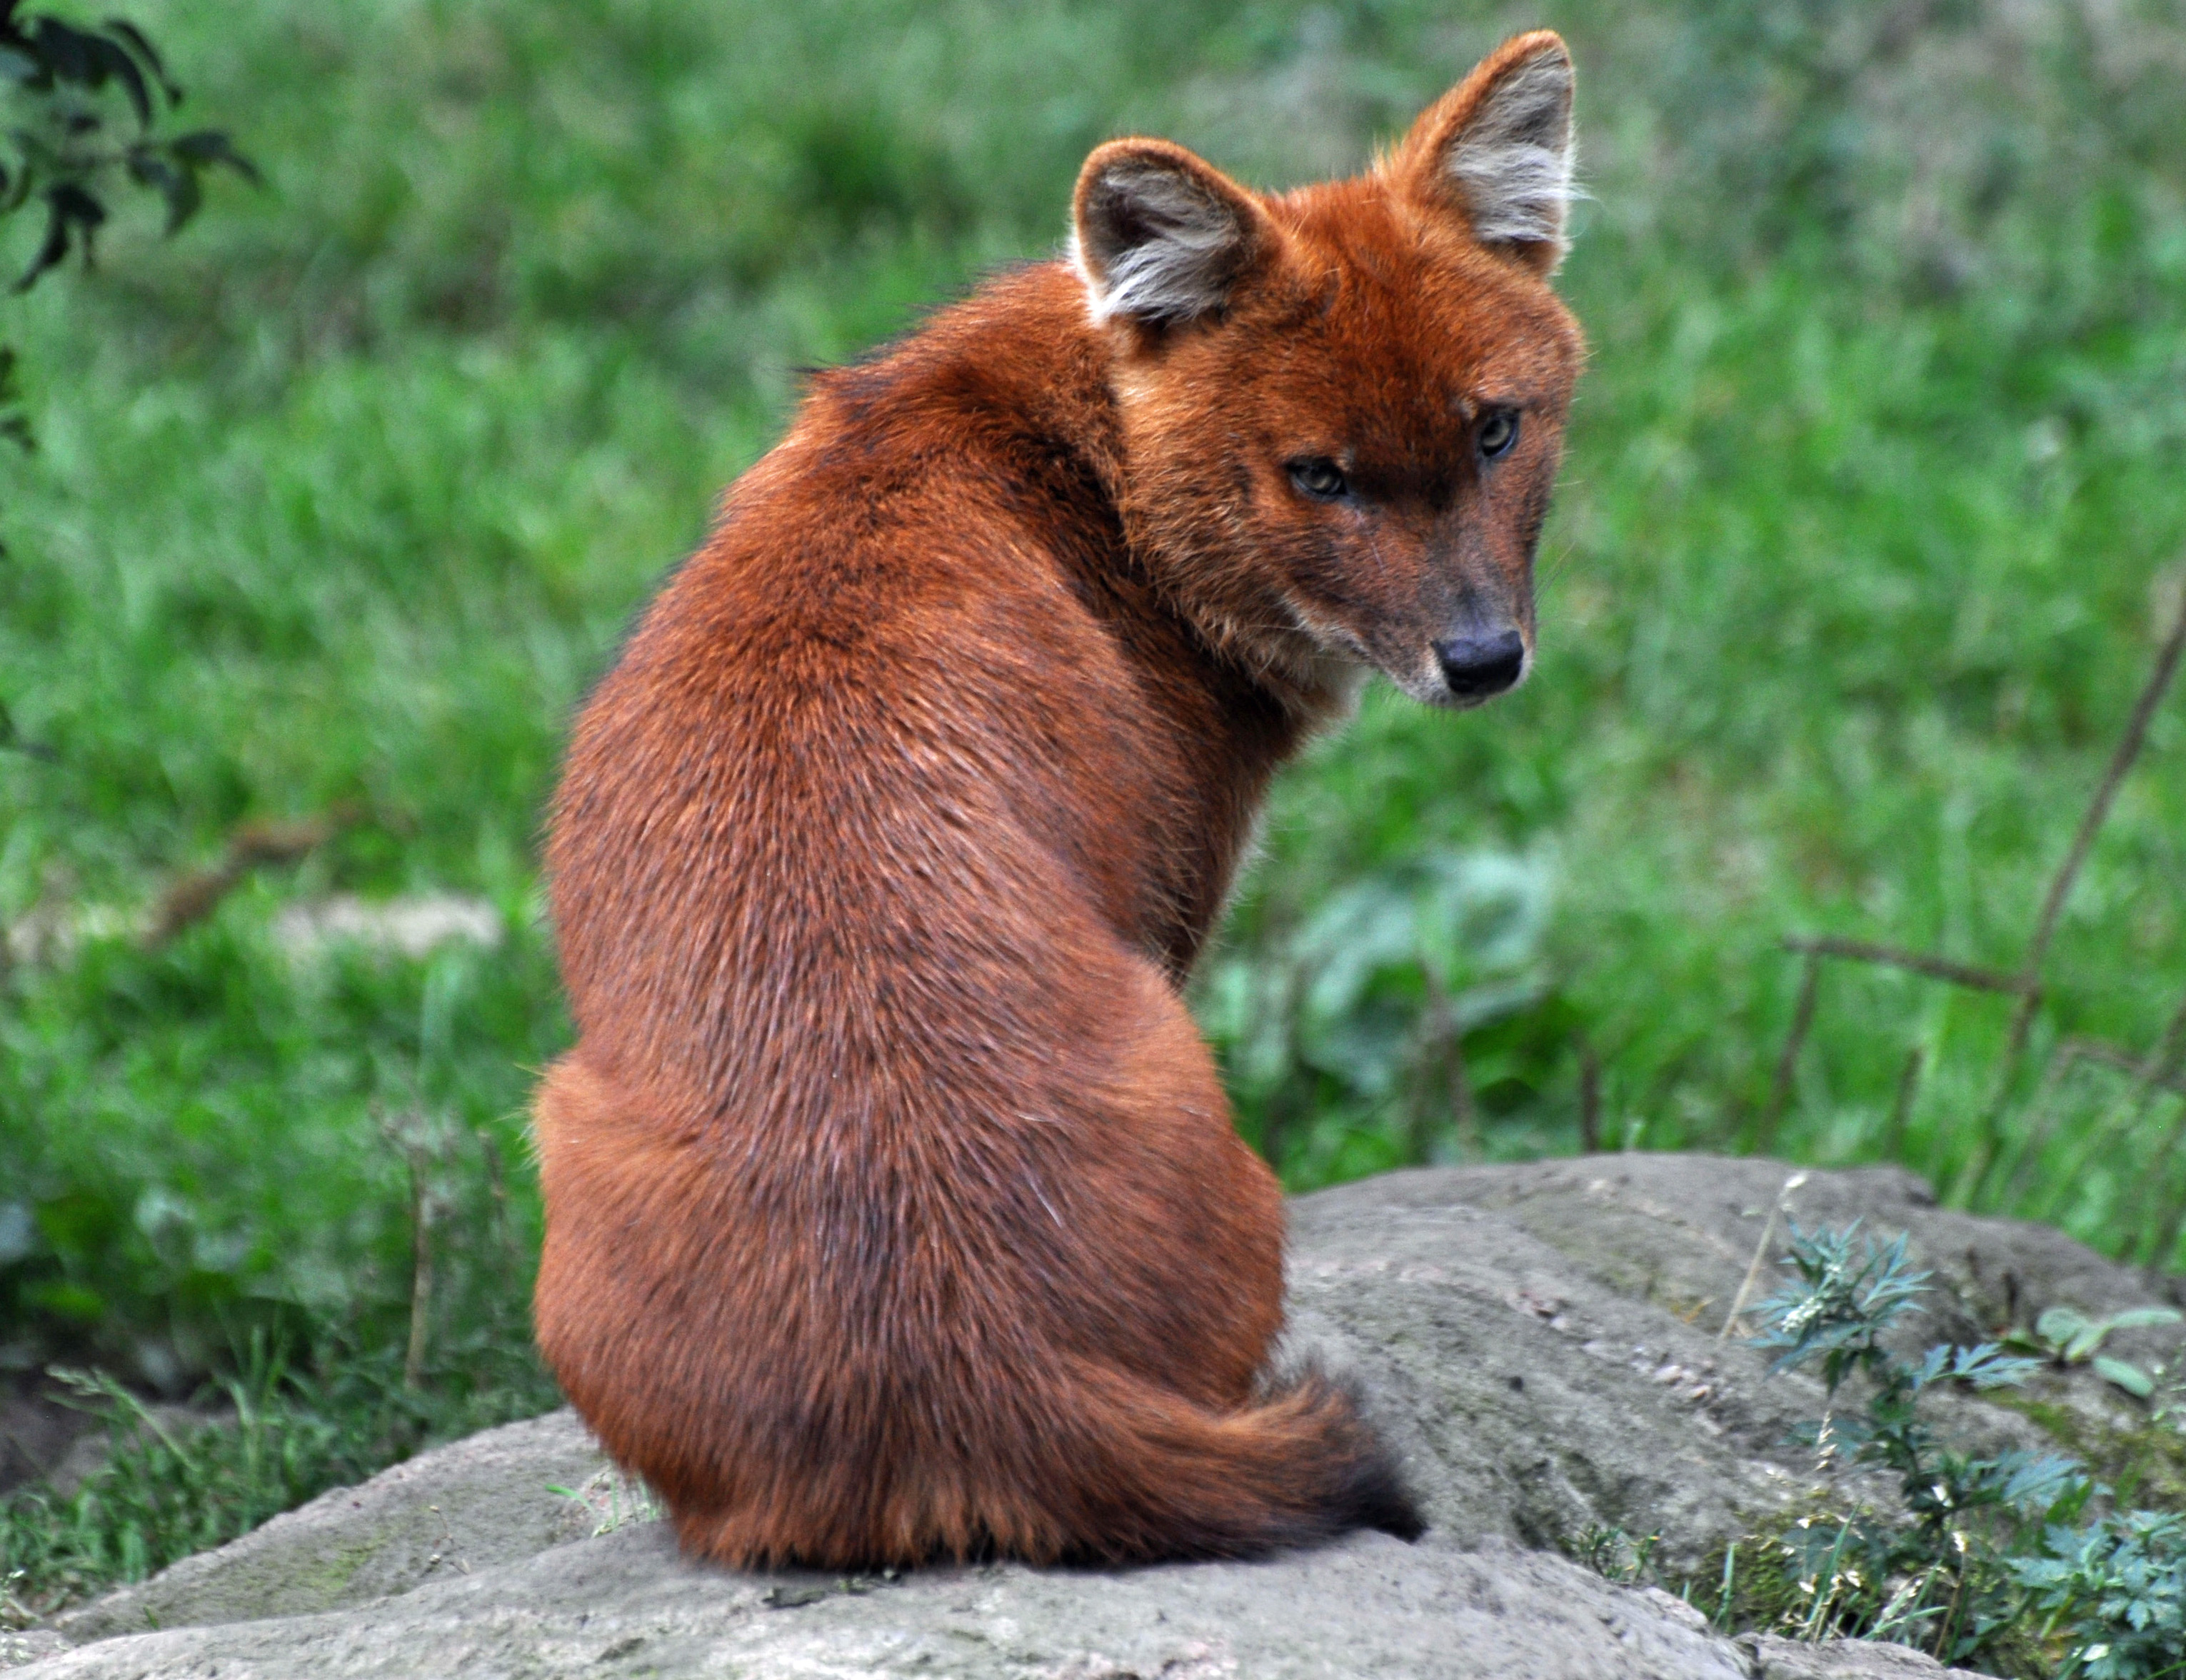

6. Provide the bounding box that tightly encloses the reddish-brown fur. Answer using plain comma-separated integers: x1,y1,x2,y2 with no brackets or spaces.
535,32,1585,1567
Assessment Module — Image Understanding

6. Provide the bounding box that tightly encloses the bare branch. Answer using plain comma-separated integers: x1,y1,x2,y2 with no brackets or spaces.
1758,951,1821,1155
1882,1045,1925,1161
1719,1170,1808,1339
1578,1037,1603,1154
139,806,360,947
2000,578,2186,1066
1962,572,2186,1192
1781,935,2033,998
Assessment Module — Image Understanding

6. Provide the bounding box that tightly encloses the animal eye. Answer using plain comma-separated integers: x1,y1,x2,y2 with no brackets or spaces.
1288,458,1349,501
1478,411,1520,460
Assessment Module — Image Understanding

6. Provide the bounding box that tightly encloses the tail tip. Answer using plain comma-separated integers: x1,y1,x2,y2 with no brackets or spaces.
1338,1434,1427,1542
1302,1367,1426,1543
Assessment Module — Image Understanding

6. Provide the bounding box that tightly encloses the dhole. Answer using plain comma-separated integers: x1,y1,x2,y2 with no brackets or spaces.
536,30,1584,1567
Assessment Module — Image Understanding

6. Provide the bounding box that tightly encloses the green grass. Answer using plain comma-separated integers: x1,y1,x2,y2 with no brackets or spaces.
3,1348,556,1620
3,0,2186,1617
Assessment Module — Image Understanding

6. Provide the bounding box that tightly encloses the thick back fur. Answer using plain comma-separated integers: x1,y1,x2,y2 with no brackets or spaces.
535,31,1583,1569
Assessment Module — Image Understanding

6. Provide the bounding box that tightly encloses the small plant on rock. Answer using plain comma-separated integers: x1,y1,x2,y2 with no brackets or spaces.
2005,1307,2185,1403
1562,1522,1663,1585
1710,1223,2186,1678
2010,1510,2186,1679
1743,1222,2083,1665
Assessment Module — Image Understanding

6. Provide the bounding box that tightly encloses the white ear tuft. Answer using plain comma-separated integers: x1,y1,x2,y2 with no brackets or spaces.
1442,44,1576,265
1071,144,1260,327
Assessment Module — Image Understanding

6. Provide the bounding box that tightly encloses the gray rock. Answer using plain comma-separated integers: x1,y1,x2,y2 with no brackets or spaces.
0,1636,64,1671
1283,1190,1841,1571
1378,1155,2182,1344
1738,1632,1991,1679
1373,1155,2184,1427
21,1522,1759,1680
24,1154,2165,1679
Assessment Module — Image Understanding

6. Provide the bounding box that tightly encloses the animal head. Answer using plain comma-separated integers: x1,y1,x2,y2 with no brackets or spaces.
1071,31,1585,710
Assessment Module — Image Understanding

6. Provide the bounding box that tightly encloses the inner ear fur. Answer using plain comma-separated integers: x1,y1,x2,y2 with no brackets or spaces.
1071,139,1273,327
1387,30,1576,276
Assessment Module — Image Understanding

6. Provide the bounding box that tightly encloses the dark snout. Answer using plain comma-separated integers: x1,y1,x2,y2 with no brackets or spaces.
1433,628,1528,701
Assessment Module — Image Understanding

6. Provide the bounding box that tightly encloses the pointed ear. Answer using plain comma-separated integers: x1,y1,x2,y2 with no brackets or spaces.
1390,31,1576,275
1071,139,1271,327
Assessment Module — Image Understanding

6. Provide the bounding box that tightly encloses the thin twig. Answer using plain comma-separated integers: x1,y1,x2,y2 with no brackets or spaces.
2062,1033,2186,1095
1999,1039,2120,1205
2000,1005,2186,1224
2139,988,2186,1094
378,1107,442,1392
2126,989,2186,1264
1720,1170,1809,1340
1992,580,2186,1100
1758,954,1822,1154
1414,972,1477,1161
1882,1045,1925,1162
2005,1034,2186,1199
1780,936,2033,997
403,1142,435,1392
478,1130,522,1271
1578,1038,1603,1154
140,806,361,947
2029,1064,2172,1224
1772,935,2030,1189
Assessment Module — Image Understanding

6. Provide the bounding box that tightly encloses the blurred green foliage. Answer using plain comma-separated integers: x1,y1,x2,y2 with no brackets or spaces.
0,0,2184,1569
0,0,254,450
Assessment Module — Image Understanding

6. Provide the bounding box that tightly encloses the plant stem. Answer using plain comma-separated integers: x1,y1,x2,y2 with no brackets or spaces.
1882,1045,1924,1162
1760,952,1822,1155
403,1146,434,1392
1579,1038,1603,1153
1975,576,2186,1178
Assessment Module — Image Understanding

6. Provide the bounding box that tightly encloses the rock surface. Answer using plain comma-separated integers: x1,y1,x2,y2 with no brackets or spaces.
14,1155,2180,1679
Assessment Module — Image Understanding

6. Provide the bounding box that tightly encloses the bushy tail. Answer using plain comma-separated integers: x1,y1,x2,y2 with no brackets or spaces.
1031,1362,1425,1564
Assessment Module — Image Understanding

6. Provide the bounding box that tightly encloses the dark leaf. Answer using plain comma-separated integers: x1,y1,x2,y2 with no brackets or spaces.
169,129,259,185
52,178,106,226
126,144,196,232
13,187,71,291
12,180,106,289
101,19,181,105
29,18,97,87
96,29,153,128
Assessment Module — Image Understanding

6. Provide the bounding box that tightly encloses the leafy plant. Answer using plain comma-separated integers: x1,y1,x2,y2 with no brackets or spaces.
547,1471,664,1540
1723,1224,2186,1676
0,0,253,448
1199,849,1564,1176
2012,1512,2186,1680
1562,1522,1663,1585
2007,1308,2186,1404
1745,1222,2080,1664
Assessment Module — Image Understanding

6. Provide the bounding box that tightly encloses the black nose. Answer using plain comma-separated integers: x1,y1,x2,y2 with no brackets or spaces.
1433,629,1527,699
